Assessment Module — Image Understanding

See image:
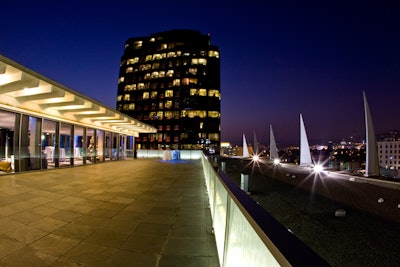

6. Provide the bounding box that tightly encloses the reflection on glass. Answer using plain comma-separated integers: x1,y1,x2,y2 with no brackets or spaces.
42,119,56,169
0,110,15,173
60,123,72,167
87,128,96,164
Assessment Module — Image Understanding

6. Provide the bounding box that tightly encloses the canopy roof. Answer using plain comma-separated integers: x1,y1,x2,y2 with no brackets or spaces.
0,55,156,136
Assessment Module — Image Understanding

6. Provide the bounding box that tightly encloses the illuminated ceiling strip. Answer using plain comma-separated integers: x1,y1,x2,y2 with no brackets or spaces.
0,55,157,134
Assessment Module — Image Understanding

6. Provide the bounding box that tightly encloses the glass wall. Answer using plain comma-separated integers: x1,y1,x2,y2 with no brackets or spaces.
0,108,134,175
42,119,57,169
86,128,96,164
0,110,15,173
60,123,72,167
28,116,43,170
105,132,112,161
97,130,104,163
74,126,84,166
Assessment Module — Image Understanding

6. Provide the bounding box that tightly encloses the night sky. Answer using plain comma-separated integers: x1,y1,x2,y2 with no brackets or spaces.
2,1,399,146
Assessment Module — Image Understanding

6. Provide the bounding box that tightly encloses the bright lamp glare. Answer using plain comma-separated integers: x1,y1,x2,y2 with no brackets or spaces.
314,164,323,173
252,155,260,162
273,158,280,165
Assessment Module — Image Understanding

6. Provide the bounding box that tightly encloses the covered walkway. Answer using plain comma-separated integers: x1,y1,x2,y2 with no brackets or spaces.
0,159,218,266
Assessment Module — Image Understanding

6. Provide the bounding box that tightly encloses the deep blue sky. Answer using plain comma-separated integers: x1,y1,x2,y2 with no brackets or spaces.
1,1,399,146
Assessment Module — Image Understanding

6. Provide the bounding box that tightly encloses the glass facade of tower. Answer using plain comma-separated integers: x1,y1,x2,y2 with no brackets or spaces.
116,30,221,154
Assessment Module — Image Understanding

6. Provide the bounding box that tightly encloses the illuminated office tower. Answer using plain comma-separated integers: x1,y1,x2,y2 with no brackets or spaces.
116,30,221,153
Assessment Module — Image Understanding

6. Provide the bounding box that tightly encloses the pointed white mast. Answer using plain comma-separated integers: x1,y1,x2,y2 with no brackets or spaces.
242,133,249,158
253,131,259,155
363,91,380,177
300,114,312,167
269,125,279,161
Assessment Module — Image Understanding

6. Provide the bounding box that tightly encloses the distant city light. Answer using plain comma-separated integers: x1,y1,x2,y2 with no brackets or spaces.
252,155,260,162
313,164,324,173
273,158,280,165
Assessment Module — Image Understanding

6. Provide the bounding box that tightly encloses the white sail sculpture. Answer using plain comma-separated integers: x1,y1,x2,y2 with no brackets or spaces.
242,133,250,158
299,114,313,167
269,125,279,161
253,131,259,155
363,91,380,177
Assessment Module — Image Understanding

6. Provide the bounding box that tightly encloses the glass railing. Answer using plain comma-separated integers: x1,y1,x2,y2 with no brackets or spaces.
136,149,202,159
201,154,329,267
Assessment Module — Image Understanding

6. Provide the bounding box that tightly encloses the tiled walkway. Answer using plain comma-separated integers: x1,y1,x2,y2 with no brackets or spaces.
0,159,219,266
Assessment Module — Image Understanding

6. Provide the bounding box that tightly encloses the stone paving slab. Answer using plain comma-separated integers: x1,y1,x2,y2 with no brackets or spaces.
0,159,219,266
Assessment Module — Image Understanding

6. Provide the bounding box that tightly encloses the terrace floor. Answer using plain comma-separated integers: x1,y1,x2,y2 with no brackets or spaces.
0,159,219,266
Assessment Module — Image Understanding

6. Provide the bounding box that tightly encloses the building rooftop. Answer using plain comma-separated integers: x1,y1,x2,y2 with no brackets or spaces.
0,159,218,266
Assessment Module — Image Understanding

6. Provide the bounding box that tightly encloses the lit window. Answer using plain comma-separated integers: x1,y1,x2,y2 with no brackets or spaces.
123,94,130,101
182,78,189,85
200,122,204,129
117,95,122,101
118,77,124,83
159,71,165,78
191,58,207,65
176,51,182,56
123,104,129,110
165,100,172,109
189,68,197,75
159,102,163,109
161,43,167,50
126,67,133,73
199,89,207,96
143,92,149,99
173,79,180,86
166,70,174,77
124,85,132,91
209,133,220,141
149,92,156,100
129,103,135,110
138,83,145,90
208,111,220,118
150,38,155,42
165,111,173,119
153,54,162,60
133,41,142,49
127,57,139,64
145,64,152,70
208,89,221,98
151,71,159,78
189,78,197,84
199,58,207,65
144,73,151,80
145,55,152,61
157,111,163,119
165,90,173,97
167,52,176,58
152,62,160,69
182,110,206,118
190,89,197,95
208,51,220,58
